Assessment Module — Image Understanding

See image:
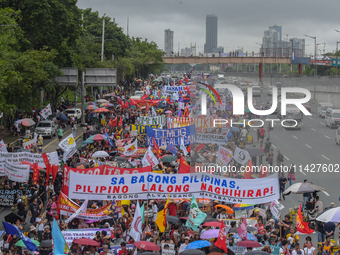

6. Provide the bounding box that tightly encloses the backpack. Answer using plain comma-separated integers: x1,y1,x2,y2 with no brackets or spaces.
265,141,271,149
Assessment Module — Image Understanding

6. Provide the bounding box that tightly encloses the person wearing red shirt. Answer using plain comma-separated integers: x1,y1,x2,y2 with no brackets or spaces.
168,200,177,216
259,128,266,143
255,218,266,242
118,242,128,255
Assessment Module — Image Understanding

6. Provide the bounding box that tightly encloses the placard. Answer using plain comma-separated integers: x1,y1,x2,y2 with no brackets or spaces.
62,229,109,247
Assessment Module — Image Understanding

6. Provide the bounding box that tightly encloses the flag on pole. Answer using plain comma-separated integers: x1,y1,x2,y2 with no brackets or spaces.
180,138,188,156
152,137,161,157
214,220,228,254
65,199,88,224
296,204,314,234
155,194,169,232
40,104,52,119
238,217,248,240
52,218,67,255
166,143,177,156
185,195,207,230
129,201,142,242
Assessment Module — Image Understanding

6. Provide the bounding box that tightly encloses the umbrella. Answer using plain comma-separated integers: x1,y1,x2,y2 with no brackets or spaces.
243,148,266,157
165,110,172,114
73,238,100,247
160,155,177,162
85,105,98,111
116,161,133,168
200,229,220,239
134,241,160,251
208,253,224,255
84,102,97,107
58,113,68,122
215,204,234,214
181,250,206,255
231,126,240,132
82,140,94,145
185,240,211,250
15,239,40,247
92,151,109,158
166,216,181,224
100,103,114,107
137,253,156,255
229,226,256,233
40,240,52,248
95,99,109,103
203,221,224,227
114,156,129,162
236,240,262,248
233,204,254,211
202,218,220,223
247,208,267,218
232,233,257,241
283,182,326,195
21,161,43,170
245,251,270,255
92,134,105,141
21,118,36,127
316,207,340,222
4,212,23,224
93,108,110,113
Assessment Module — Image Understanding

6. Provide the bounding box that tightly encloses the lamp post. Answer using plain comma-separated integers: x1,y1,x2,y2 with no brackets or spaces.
305,35,317,100
335,30,340,78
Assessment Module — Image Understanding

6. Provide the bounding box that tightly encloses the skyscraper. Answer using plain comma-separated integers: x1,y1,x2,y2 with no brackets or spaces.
164,29,174,54
204,14,218,53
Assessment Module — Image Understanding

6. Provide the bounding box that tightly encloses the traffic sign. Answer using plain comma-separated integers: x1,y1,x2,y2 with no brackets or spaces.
331,59,340,66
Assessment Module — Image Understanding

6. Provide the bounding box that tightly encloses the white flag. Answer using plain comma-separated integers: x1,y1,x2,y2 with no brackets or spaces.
22,135,37,151
270,199,284,220
180,138,188,156
152,107,157,117
40,103,52,119
129,201,142,242
0,140,8,153
123,139,137,156
65,199,88,223
58,133,76,151
142,147,159,167
233,146,251,165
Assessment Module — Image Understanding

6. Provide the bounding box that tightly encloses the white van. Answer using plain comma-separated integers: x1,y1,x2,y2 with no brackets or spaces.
318,102,333,118
239,83,248,92
325,108,340,128
252,86,261,97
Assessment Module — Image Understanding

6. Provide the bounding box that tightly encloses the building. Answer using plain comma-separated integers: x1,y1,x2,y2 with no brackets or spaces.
213,47,224,54
181,47,192,56
204,14,218,53
164,29,174,54
269,25,282,41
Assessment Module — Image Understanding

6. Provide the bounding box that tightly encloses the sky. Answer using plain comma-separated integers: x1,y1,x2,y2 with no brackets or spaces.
77,0,340,55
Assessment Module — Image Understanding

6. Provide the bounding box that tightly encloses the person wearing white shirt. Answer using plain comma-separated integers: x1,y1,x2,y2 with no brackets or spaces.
292,243,304,255
315,196,324,215
36,212,44,242
178,237,190,254
304,241,316,255
216,209,228,219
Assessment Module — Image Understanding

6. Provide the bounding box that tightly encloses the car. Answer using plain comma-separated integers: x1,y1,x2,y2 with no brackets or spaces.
302,102,311,113
251,86,261,97
65,108,82,123
35,121,57,139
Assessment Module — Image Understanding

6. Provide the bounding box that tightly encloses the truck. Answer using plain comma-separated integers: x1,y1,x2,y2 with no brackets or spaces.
65,108,82,123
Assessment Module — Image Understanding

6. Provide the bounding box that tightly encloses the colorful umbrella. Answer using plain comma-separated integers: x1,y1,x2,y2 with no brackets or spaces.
91,134,105,141
100,103,114,108
93,108,110,113
203,221,224,227
316,207,340,222
15,239,40,248
185,240,211,250
21,118,36,127
233,233,257,241
160,155,177,162
233,204,254,211
215,204,234,214
236,240,261,248
84,102,97,107
92,151,109,158
85,105,98,111
200,229,220,239
134,241,160,251
73,238,100,247
95,99,109,104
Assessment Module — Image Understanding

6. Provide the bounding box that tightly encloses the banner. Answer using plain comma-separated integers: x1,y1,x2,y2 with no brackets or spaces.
22,135,37,151
233,147,251,165
40,104,52,119
63,147,77,161
68,172,280,204
139,115,165,126
196,133,226,145
270,199,284,220
100,245,135,255
130,124,159,135
117,147,147,157
163,85,195,95
0,160,30,182
0,152,52,168
62,229,109,247
170,117,224,128
146,125,196,147
62,165,152,196
58,134,76,151
115,138,133,147
65,199,88,224
122,140,137,156
218,146,233,165
0,140,8,153
0,189,31,207
142,147,159,168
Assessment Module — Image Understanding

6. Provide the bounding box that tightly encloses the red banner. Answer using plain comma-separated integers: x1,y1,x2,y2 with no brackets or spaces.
178,157,195,174
62,165,152,196
32,163,39,184
41,153,50,167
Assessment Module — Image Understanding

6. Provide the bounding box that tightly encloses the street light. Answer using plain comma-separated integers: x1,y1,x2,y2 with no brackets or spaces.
335,30,340,78
305,34,317,99
267,40,277,73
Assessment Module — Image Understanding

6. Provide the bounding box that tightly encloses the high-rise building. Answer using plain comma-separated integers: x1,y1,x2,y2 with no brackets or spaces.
269,25,282,41
204,14,218,53
164,29,174,54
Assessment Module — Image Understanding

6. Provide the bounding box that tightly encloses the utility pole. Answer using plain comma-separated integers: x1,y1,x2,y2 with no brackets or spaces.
127,17,129,36
100,18,105,98
305,35,317,100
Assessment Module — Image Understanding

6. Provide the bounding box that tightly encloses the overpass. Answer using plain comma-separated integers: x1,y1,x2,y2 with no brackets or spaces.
162,56,300,80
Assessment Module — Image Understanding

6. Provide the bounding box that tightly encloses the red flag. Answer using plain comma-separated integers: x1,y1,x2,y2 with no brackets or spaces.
32,163,39,184
118,98,122,105
238,217,248,240
141,93,148,100
112,116,118,127
45,163,51,186
166,96,171,105
214,220,228,254
145,102,150,113
41,153,50,168
122,101,129,109
296,204,314,234
187,145,191,153
130,99,137,106
244,160,253,179
158,90,161,99
178,157,194,174
118,116,123,127
52,165,58,181
195,143,204,152
152,137,161,157
260,165,268,178
185,76,189,83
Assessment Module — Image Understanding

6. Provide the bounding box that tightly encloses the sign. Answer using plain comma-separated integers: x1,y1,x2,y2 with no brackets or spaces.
0,189,32,207
139,115,165,126
117,147,147,157
235,209,247,219
331,59,340,66
218,146,233,165
122,140,137,156
146,125,196,147
62,165,152,196
68,172,280,204
22,135,37,151
270,199,284,220
58,134,76,151
309,59,331,65
196,133,226,145
142,147,159,168
62,229,109,247
0,152,54,168
130,124,159,135
39,104,52,119
0,140,8,153
0,160,30,182
233,147,251,165
162,243,175,255
170,117,223,128
163,85,195,95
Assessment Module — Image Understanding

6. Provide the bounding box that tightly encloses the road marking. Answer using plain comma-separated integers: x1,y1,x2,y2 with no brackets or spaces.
322,190,330,196
272,144,276,148
324,135,331,139
284,155,289,160
320,122,325,125
322,155,330,160
311,128,316,131
300,169,307,176
308,117,313,119
305,144,312,148
293,135,298,139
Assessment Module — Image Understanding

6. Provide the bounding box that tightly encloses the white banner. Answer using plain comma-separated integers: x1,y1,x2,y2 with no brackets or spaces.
48,151,59,165
218,146,233,165
0,152,49,168
22,135,37,151
59,133,76,151
0,140,8,153
68,171,280,204
123,140,137,156
142,147,159,168
196,133,226,145
0,160,30,182
178,102,185,110
65,199,88,224
63,147,77,161
40,104,52,119
270,199,284,220
233,147,251,165
62,229,109,247
139,115,165,126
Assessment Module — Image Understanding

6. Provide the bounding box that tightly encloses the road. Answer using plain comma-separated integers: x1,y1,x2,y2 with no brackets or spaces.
251,88,340,215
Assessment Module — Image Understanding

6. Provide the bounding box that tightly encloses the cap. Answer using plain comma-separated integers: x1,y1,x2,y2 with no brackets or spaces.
185,237,190,240
30,225,36,232
44,225,50,229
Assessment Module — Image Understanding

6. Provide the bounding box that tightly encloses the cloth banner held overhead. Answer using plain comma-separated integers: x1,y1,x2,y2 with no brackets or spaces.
40,103,52,119
0,152,56,168
170,117,223,128
0,160,30,182
196,133,226,145
142,147,159,168
218,145,233,165
22,135,37,151
130,124,159,135
146,125,196,147
139,115,165,126
62,229,109,247
233,147,251,165
123,139,138,156
68,172,280,203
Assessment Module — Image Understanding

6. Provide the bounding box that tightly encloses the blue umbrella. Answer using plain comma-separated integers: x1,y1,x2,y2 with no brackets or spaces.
185,240,211,250
231,126,240,132
233,233,257,241
81,140,94,145
58,113,68,122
